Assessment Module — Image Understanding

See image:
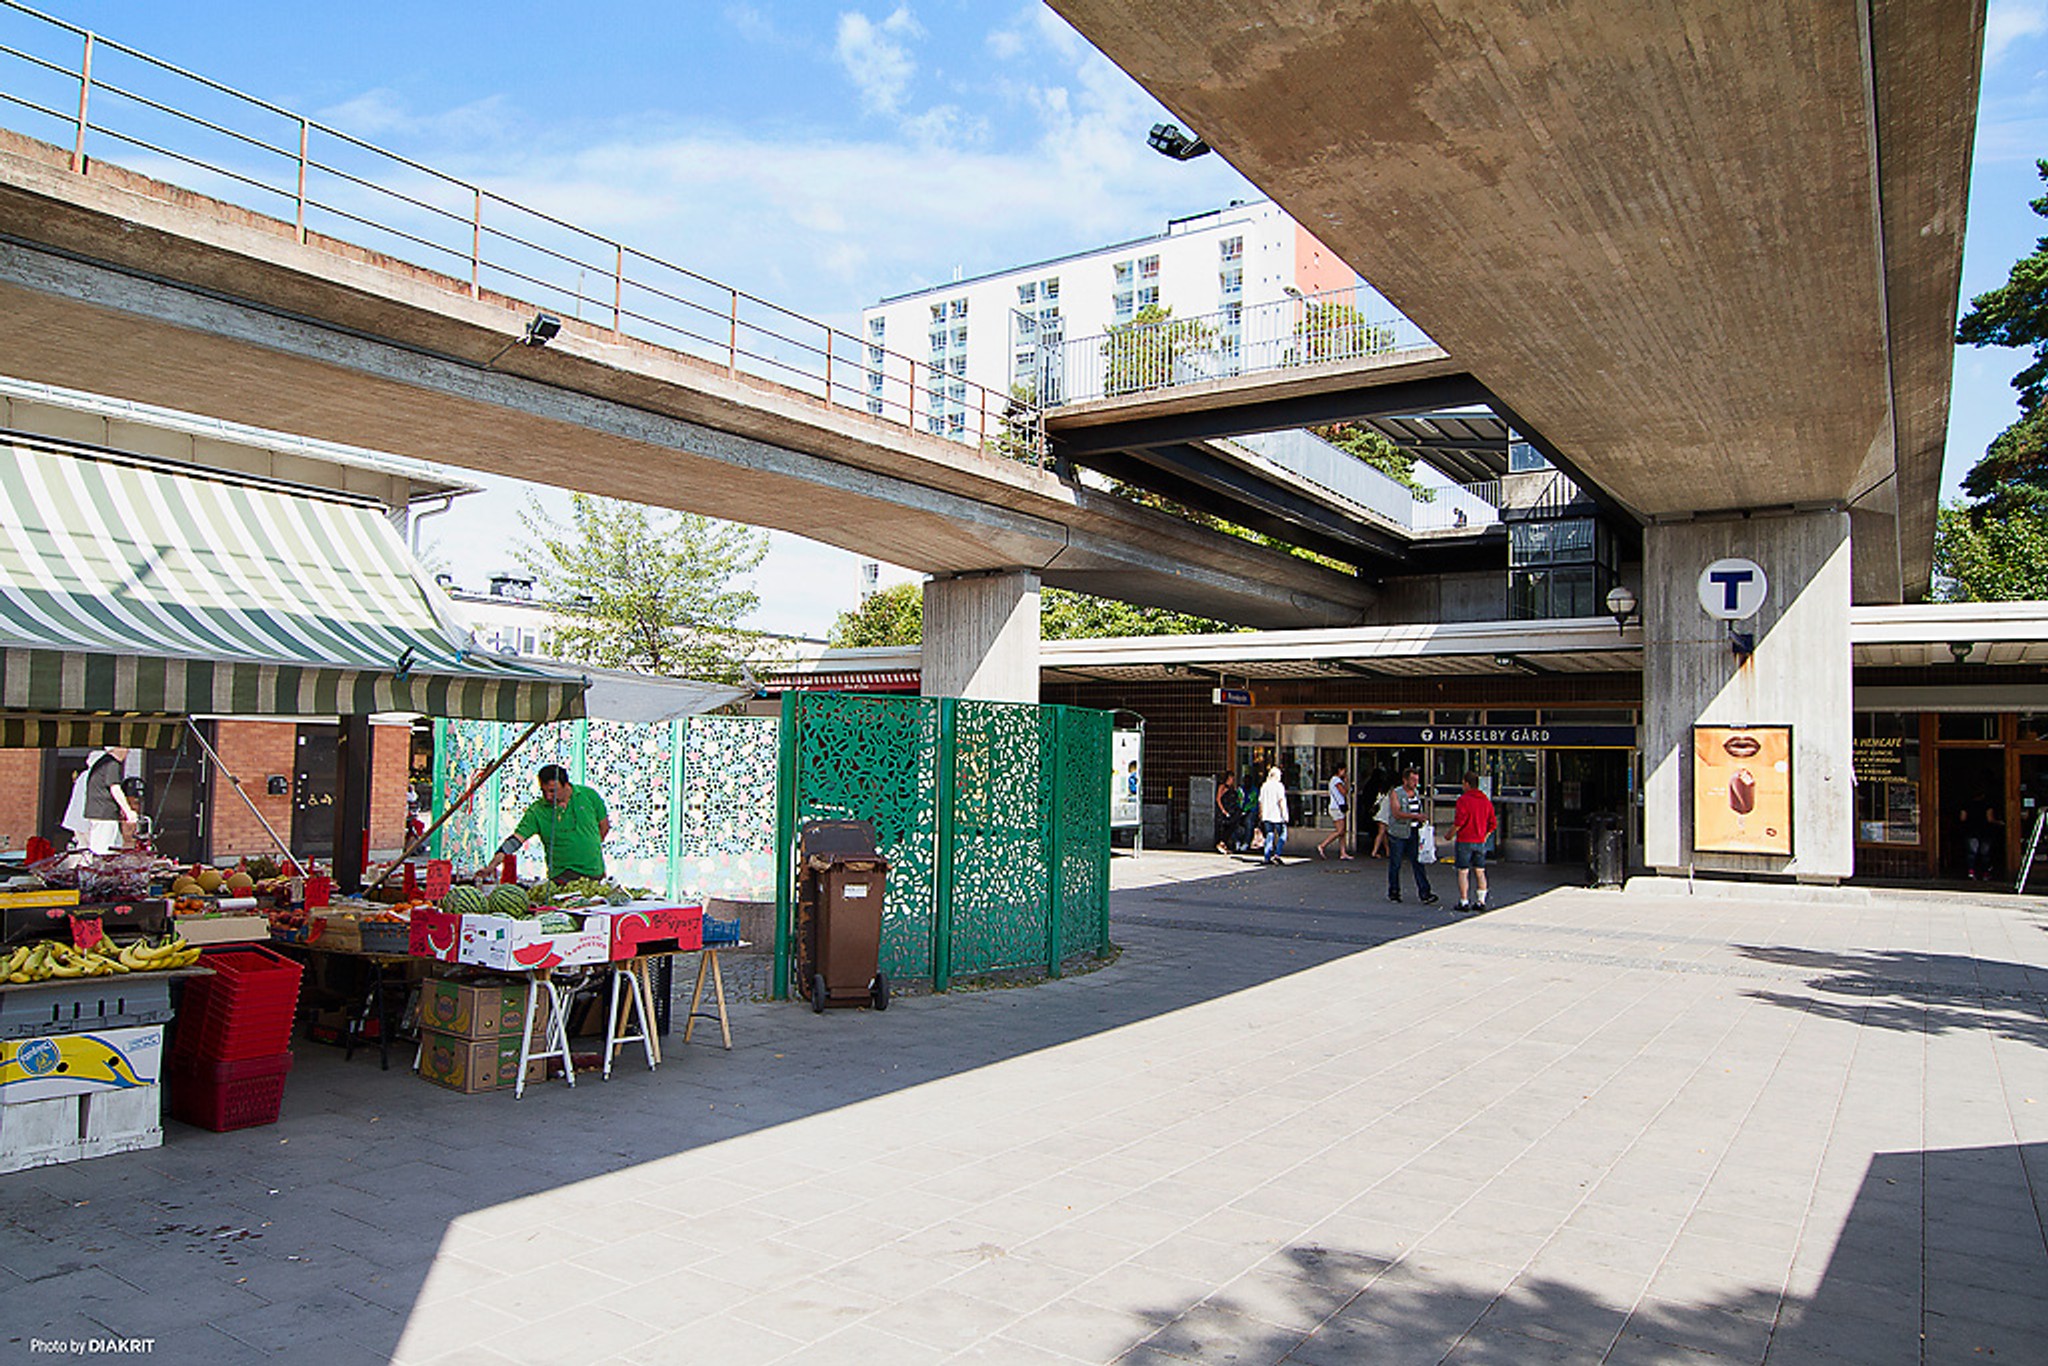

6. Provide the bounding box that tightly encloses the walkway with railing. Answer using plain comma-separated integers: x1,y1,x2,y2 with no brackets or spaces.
0,0,1043,462
1035,286,1439,407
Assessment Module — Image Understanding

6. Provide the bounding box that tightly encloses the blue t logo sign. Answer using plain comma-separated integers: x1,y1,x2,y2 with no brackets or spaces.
1708,569,1754,612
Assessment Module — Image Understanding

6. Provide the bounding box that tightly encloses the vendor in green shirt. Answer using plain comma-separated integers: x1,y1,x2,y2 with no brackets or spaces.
489,764,611,881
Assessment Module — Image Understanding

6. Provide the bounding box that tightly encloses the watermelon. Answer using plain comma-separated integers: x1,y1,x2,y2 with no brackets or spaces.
486,884,531,919
536,911,578,934
442,884,487,917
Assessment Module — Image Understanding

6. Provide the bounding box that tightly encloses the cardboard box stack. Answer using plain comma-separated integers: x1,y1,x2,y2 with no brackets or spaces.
415,975,549,1094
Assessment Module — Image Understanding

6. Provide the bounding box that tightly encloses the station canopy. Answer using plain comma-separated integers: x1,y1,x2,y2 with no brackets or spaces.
0,435,588,745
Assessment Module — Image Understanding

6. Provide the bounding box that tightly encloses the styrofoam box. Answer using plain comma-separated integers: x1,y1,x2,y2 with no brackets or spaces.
0,1084,162,1173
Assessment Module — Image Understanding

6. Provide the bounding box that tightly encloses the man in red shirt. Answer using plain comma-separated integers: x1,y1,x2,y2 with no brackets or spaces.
1452,771,1498,913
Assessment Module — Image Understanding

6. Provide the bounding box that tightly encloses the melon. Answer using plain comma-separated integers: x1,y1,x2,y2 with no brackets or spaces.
486,884,531,919
442,884,488,917
536,911,578,934
196,867,226,894
225,871,255,893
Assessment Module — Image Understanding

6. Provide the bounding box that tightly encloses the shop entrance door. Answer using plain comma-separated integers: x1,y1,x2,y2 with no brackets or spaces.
1352,746,1424,851
292,724,338,861
1548,750,1629,864
139,739,207,863
1937,748,2006,878
2020,756,2048,880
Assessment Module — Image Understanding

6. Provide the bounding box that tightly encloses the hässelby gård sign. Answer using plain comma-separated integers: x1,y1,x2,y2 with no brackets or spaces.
1348,723,1637,750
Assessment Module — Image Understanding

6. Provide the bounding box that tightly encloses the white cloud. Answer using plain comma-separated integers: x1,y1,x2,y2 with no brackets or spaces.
1987,0,2048,62
835,6,925,115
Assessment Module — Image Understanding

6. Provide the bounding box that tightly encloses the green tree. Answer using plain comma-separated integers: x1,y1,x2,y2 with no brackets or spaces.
1310,422,1432,499
829,582,924,647
1932,501,2048,600
1101,304,1217,397
516,493,768,679
827,581,1235,646
1955,159,2048,519
1290,302,1395,365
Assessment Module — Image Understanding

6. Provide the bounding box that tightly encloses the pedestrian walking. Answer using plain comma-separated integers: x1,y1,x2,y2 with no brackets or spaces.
1258,766,1290,864
1385,766,1437,903
1452,771,1498,912
1365,767,1392,858
1318,769,1352,859
1214,773,1242,854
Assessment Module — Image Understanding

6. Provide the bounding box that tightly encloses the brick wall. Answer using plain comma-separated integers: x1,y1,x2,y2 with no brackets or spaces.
0,749,42,853
371,722,410,854
210,721,298,860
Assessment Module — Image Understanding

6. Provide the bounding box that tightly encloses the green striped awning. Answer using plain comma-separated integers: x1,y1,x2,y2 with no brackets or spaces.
0,438,586,728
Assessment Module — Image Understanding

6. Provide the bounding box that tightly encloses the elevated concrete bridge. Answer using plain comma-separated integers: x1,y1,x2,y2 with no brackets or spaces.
0,128,1374,634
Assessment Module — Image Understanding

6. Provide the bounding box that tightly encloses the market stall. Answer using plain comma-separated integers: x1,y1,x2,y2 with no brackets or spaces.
0,435,601,1161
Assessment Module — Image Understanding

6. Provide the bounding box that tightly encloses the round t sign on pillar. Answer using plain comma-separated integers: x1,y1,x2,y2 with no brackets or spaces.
1697,558,1768,620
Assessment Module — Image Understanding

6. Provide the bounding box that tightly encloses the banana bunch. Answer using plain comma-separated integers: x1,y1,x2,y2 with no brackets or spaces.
3,935,200,983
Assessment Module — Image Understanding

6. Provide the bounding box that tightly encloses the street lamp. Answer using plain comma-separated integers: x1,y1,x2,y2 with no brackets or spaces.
1604,584,1639,637
1146,123,1211,160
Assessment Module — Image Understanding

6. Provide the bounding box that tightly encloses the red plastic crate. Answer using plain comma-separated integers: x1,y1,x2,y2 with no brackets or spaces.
173,945,302,1062
168,1050,293,1132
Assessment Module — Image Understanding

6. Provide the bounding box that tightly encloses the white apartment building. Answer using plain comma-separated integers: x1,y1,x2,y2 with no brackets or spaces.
858,200,1362,442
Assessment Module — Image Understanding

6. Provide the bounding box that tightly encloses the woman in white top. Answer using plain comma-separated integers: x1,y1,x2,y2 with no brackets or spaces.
1258,766,1291,865
1318,769,1352,860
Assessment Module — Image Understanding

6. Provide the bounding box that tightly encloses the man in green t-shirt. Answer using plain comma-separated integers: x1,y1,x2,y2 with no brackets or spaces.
490,764,611,881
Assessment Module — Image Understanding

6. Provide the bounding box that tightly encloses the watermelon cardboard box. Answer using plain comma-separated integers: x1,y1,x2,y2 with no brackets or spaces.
584,902,705,960
457,916,608,971
407,885,610,971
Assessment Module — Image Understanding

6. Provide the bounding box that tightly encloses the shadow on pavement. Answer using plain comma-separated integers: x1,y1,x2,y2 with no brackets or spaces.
1101,1142,2047,1363
1732,944,2048,1048
0,863,1463,1364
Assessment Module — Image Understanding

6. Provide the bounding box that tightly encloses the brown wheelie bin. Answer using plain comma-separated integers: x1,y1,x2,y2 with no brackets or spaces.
798,820,891,1012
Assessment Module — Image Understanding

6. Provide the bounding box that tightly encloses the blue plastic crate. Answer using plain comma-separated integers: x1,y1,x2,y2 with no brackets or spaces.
700,912,741,946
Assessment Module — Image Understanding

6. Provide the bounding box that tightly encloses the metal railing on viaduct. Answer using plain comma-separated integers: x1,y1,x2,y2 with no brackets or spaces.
0,1,1044,462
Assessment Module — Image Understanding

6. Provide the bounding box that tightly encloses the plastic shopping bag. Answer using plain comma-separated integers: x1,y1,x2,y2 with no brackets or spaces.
1417,822,1437,863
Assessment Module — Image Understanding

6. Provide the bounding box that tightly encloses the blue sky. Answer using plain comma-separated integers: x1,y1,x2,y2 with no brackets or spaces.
24,2,2048,635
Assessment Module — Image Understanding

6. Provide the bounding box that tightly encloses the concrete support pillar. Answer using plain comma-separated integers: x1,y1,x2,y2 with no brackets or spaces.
922,570,1040,702
1642,510,1853,881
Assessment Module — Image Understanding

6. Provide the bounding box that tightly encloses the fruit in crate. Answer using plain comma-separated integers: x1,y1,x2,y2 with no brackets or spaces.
2,935,199,981
486,884,531,919
441,884,487,917
195,867,227,894
171,875,203,895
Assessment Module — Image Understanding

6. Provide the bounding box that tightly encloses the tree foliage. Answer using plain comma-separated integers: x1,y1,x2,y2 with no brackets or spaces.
1101,304,1217,397
1289,302,1395,365
1955,159,2048,520
516,493,768,679
828,581,1234,647
1932,501,2048,601
829,582,926,648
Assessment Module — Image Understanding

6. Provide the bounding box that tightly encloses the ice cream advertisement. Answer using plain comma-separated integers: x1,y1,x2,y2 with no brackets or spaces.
1693,726,1793,857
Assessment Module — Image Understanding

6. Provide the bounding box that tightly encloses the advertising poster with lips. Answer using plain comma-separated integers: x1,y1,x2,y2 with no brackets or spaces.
1693,726,1794,857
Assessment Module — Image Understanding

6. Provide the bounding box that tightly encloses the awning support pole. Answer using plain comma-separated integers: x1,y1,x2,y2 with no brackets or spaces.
183,719,308,879
362,716,549,894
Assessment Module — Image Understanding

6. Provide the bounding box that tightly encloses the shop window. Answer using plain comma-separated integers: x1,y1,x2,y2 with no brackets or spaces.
2021,714,2048,743
1854,712,1921,844
1937,713,1998,742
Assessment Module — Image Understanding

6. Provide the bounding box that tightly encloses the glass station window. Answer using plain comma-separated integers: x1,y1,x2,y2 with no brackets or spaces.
1854,712,1921,845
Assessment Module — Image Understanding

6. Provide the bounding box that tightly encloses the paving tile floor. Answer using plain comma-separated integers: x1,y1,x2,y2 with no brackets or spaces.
4,853,2047,1365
